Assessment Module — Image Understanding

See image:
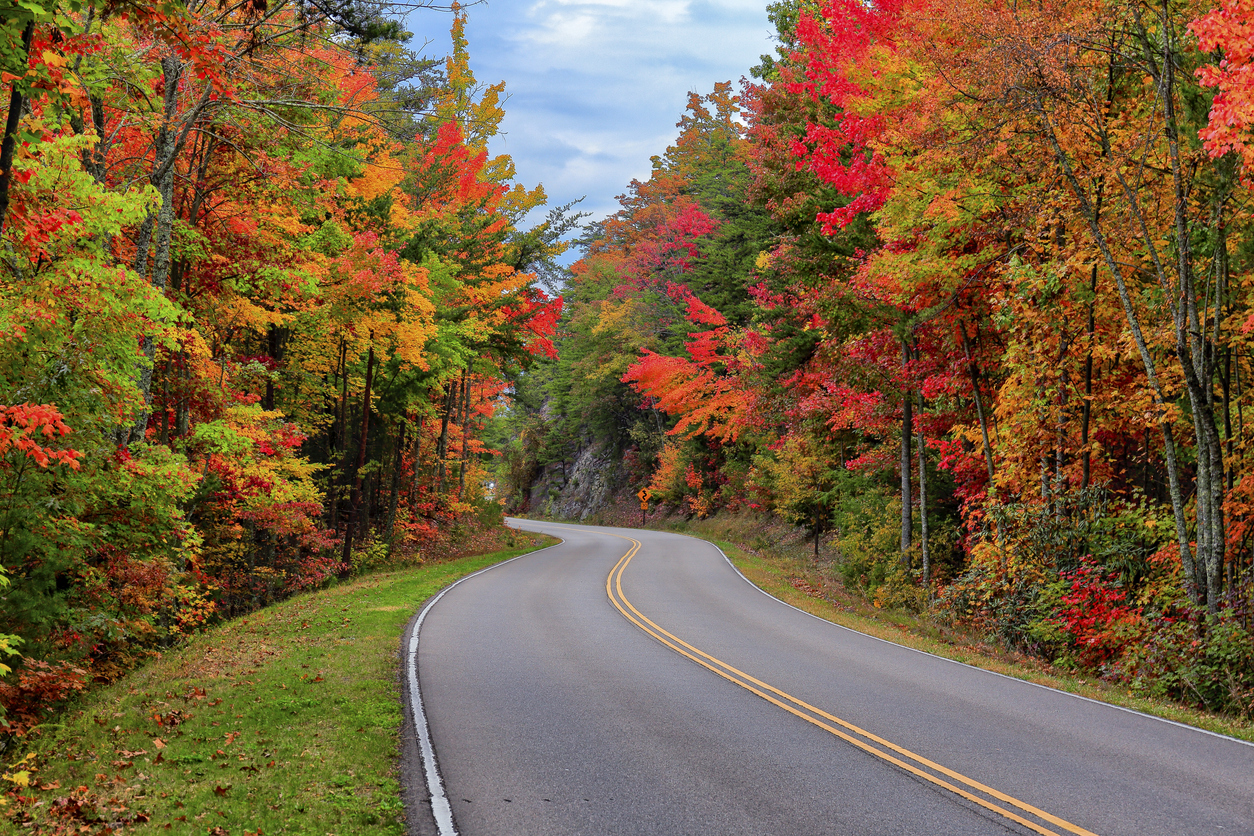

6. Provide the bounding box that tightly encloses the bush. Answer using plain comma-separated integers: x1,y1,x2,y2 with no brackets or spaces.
0,660,88,739
351,535,394,575
936,540,1053,653
834,494,931,611
1046,558,1145,670
940,487,1169,659
1120,608,1254,718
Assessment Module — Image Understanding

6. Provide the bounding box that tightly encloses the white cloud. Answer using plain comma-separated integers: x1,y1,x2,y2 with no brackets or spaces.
408,0,774,240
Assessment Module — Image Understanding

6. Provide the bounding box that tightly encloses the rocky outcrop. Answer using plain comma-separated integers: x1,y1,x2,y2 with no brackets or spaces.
529,442,621,520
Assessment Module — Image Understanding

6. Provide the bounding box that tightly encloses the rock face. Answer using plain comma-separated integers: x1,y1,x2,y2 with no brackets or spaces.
528,442,620,520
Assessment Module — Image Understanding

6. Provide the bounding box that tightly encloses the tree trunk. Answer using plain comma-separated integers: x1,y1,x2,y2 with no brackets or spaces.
264,324,280,411
158,358,170,445
436,379,457,494
1081,265,1097,489
340,345,375,576
176,347,190,438
327,341,348,531
130,56,186,442
386,421,406,547
335,341,348,451
0,21,34,240
1055,332,1071,515
917,391,929,586
900,342,913,564
459,372,471,497
1131,0,1225,608
814,506,820,560
962,330,996,491
411,415,424,516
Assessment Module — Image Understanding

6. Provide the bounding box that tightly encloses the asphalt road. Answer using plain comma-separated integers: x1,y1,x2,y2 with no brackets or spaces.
405,520,1254,835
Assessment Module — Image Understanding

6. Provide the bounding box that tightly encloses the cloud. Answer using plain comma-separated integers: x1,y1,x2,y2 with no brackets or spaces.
408,0,774,240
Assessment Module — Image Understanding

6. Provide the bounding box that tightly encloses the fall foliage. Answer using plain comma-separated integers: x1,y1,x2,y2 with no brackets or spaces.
500,0,1254,719
0,0,567,737
6,0,1254,759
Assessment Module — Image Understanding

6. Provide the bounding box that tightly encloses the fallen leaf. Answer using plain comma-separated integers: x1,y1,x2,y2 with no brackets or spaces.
213,785,229,797
153,738,166,749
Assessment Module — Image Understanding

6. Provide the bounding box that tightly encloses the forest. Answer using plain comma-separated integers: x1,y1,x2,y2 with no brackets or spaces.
0,0,570,734
497,0,1254,718
6,0,1254,739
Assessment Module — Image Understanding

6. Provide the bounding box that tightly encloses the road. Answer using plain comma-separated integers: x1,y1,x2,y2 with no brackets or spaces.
404,519,1254,835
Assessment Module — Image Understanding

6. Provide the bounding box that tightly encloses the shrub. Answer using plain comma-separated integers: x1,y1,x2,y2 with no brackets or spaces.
936,539,1053,653
0,661,88,739
1120,608,1254,718
1047,558,1145,669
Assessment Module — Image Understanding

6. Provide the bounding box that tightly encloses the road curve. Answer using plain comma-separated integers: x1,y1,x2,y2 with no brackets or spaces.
406,519,1254,836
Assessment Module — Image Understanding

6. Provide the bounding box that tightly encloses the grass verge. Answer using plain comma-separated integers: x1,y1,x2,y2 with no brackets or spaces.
2,532,557,836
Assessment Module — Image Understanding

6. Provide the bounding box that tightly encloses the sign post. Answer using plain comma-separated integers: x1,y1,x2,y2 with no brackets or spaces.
636,488,650,527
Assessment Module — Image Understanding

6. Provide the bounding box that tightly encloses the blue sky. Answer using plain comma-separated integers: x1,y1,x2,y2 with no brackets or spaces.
407,0,777,239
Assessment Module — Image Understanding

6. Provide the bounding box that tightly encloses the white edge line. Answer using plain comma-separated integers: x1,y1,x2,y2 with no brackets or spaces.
406,528,567,836
523,519,1254,749
696,536,1254,749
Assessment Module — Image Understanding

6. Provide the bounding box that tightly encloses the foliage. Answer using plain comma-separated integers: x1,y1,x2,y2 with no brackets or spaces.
1047,559,1146,669
499,0,1254,719
0,1,565,734
1122,608,1254,718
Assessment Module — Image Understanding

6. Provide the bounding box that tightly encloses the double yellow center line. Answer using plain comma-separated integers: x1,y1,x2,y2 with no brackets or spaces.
605,535,1098,836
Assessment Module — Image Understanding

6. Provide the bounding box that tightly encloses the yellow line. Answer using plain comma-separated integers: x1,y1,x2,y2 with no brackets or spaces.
577,527,1099,836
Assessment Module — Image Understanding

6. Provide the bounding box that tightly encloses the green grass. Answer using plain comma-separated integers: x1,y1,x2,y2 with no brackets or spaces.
2,533,556,835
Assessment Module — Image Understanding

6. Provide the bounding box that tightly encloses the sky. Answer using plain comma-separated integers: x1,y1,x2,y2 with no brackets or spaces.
406,0,778,249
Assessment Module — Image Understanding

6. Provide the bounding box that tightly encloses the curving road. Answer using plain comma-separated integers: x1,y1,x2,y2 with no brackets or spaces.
403,520,1254,836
